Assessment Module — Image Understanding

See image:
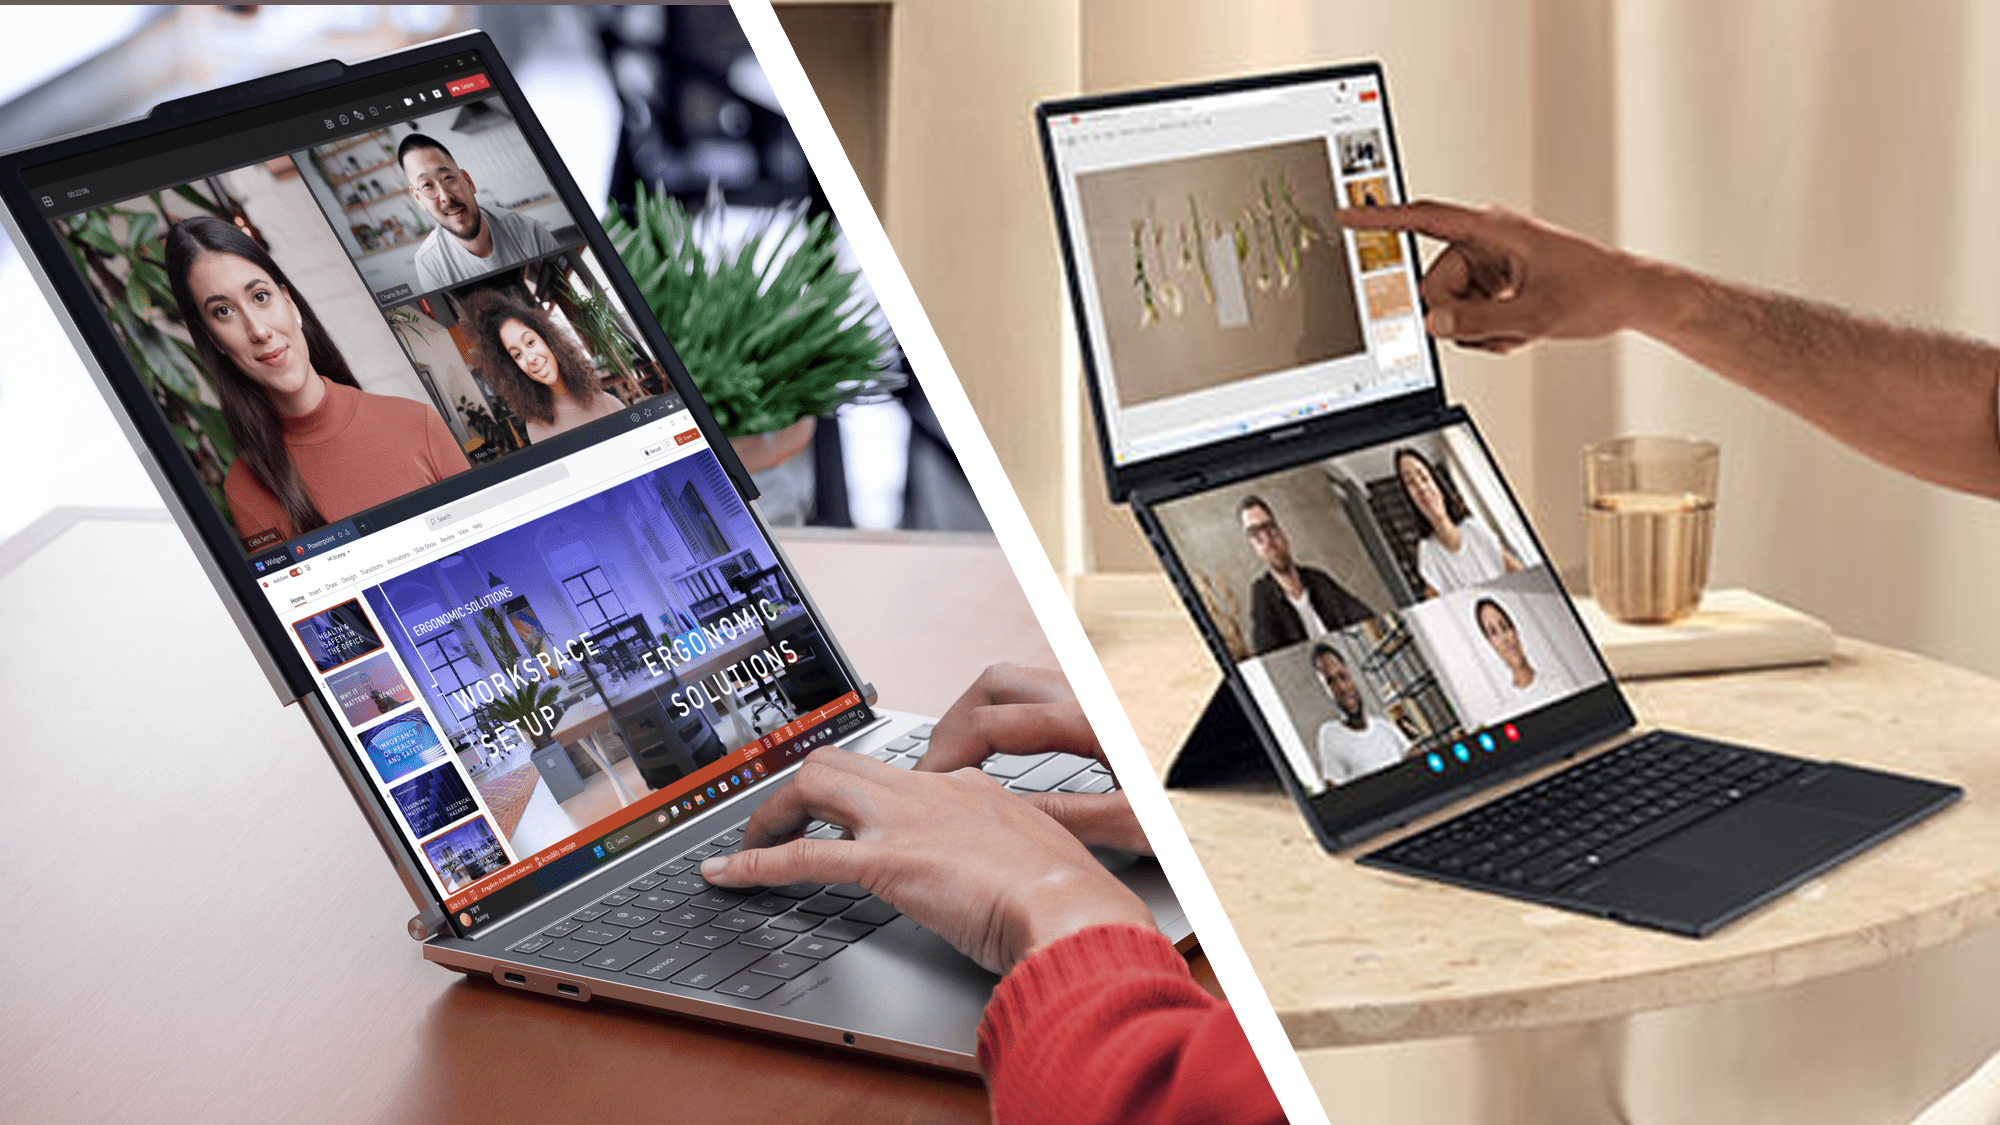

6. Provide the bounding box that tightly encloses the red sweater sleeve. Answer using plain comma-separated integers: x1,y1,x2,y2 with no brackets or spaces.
977,924,1285,1125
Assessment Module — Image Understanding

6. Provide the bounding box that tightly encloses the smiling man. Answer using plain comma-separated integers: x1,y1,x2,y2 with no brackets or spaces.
397,132,563,293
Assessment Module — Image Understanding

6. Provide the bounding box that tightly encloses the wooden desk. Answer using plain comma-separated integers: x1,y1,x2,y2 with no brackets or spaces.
1081,573,2000,1125
0,513,1056,1124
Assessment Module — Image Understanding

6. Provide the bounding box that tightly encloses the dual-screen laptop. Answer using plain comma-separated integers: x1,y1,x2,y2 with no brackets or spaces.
1036,63,1962,936
0,32,1187,1072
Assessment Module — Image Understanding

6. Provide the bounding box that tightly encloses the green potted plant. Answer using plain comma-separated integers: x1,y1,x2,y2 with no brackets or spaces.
604,183,899,519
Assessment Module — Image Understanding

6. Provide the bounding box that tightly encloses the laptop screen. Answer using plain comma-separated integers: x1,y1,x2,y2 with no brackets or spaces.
17,47,871,931
1042,66,1437,473
1148,416,1618,843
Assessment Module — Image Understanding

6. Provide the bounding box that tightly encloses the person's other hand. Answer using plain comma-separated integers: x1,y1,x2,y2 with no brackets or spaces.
915,663,1150,856
699,747,1155,975
1339,201,1648,353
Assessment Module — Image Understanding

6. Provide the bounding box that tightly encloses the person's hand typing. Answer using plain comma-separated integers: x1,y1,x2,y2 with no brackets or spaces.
1339,200,1649,353
700,746,1154,975
913,663,1150,855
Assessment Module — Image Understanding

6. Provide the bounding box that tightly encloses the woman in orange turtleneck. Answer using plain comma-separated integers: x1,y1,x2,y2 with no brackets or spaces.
164,216,469,545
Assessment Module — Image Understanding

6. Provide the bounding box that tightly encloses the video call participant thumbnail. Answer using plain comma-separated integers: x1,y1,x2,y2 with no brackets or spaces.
460,290,627,442
1396,446,1521,598
1310,642,1411,786
1476,595,1580,710
165,217,469,543
399,133,563,292
1239,494,1374,654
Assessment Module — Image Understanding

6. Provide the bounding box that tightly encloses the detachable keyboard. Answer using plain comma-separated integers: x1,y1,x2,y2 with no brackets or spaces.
1364,731,1810,894
505,724,1119,999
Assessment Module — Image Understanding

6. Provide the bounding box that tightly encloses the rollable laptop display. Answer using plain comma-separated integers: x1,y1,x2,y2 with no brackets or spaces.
1,31,1184,1071
1037,62,1960,935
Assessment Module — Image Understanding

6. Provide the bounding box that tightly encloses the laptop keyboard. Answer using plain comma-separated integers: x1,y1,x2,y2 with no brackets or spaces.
1365,731,1811,893
502,722,1116,999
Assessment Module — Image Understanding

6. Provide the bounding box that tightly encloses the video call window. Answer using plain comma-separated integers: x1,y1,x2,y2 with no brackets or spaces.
1153,422,1608,793
53,135,662,555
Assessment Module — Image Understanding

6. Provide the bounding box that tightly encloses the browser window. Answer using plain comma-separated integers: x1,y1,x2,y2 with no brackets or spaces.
1045,72,1435,466
26,49,870,930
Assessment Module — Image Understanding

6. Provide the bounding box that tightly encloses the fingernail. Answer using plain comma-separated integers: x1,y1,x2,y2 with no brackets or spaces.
700,856,730,878
1428,308,1455,335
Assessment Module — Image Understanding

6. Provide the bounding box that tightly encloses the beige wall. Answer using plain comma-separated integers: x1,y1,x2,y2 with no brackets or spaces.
787,0,2000,679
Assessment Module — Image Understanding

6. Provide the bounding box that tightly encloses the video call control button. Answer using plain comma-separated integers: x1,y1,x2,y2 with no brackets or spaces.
748,953,816,980
812,919,878,944
631,924,690,946
1427,753,1446,773
783,935,847,960
628,947,709,981
584,940,655,972
823,883,870,899
767,883,824,899
538,939,595,963
716,971,784,1000
571,924,629,946
669,944,767,989
765,912,820,933
738,929,793,949
842,899,900,926
1454,744,1472,763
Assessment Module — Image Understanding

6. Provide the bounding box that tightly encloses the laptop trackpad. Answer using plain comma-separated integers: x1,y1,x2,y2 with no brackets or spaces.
1572,800,1876,934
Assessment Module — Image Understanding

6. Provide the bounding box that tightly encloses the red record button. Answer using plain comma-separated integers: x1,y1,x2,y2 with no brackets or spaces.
1503,723,1521,742
448,74,491,97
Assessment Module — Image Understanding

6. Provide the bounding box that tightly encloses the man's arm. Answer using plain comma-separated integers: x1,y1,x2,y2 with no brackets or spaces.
1341,202,2000,499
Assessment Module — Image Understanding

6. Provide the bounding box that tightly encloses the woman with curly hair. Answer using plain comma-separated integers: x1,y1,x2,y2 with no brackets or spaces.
461,290,625,443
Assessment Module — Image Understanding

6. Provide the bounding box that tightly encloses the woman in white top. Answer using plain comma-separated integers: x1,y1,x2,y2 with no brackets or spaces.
1475,596,1577,713
1395,447,1522,598
462,290,628,444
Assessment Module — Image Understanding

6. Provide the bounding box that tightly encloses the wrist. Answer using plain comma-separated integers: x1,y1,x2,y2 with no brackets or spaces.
1619,252,1706,340
1005,868,1155,973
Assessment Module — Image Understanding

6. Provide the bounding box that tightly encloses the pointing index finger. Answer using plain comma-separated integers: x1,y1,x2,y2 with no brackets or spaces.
1336,199,1489,243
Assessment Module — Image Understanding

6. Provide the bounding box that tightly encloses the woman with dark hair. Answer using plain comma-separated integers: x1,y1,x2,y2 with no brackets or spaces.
1475,595,1575,708
164,216,469,544
461,291,625,443
1395,446,1521,598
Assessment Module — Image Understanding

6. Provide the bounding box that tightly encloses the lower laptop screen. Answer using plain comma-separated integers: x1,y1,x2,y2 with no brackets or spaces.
1149,419,1615,835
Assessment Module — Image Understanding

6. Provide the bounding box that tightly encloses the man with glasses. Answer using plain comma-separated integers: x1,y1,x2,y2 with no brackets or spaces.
1238,494,1375,656
398,133,563,293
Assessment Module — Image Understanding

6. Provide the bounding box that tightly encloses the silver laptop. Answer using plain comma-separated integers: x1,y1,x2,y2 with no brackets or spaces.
0,31,1187,1071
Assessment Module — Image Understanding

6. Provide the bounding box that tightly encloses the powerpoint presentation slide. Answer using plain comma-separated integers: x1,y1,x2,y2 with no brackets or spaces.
53,166,475,550
1345,175,1393,208
1337,128,1386,176
1072,139,1366,408
324,650,415,726
292,91,581,305
357,708,451,786
1404,566,1608,729
361,446,852,860
1362,271,1415,320
1238,614,1460,793
389,763,480,839
421,814,510,894
1152,463,1396,663
392,245,667,461
292,598,384,672
1315,423,1541,604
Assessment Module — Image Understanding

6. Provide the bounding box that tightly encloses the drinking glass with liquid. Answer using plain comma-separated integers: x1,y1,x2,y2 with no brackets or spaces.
1584,436,1719,624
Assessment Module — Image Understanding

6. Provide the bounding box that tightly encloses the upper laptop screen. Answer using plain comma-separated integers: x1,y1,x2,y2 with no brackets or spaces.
20,49,871,932
1044,69,1437,469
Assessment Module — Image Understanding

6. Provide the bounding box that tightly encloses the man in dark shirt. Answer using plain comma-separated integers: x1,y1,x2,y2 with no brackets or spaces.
1238,495,1375,655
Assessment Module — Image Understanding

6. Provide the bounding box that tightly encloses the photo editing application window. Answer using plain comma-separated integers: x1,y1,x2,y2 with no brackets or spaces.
1045,71,1435,467
1153,421,1609,796
29,51,871,930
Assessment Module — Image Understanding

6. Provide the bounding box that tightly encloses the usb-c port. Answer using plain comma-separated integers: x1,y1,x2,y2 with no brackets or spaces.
503,972,527,985
556,982,581,996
